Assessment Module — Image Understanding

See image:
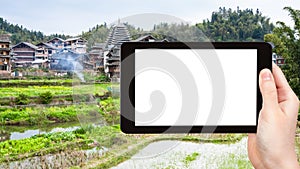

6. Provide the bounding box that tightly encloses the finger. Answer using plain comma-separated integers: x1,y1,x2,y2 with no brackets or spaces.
259,69,278,110
272,63,294,101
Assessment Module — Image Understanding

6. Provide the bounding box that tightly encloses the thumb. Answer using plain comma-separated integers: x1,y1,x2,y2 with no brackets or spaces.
259,69,278,110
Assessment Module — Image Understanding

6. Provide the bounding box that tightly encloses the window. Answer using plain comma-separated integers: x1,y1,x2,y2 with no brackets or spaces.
0,65,7,71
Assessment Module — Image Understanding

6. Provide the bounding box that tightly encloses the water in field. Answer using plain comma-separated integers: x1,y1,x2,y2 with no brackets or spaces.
112,137,253,169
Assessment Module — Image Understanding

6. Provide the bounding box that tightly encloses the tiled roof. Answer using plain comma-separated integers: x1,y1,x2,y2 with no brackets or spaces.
132,34,156,42
105,22,131,48
65,37,87,42
12,42,38,50
36,42,58,49
47,37,65,43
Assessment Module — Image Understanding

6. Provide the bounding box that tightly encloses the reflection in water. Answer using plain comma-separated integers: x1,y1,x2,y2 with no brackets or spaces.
10,126,80,140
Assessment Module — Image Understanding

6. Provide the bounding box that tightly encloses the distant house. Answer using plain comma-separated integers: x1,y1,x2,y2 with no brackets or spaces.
12,42,38,68
36,42,58,59
64,37,87,54
132,35,156,42
88,43,105,70
47,37,65,49
104,21,131,78
105,46,120,78
104,25,167,79
272,53,285,66
0,34,12,73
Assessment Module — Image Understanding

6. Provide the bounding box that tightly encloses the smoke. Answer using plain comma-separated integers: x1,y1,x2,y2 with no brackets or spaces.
50,49,86,82
73,62,85,82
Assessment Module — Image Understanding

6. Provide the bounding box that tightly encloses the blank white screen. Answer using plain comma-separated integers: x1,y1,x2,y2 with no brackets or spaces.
135,49,257,126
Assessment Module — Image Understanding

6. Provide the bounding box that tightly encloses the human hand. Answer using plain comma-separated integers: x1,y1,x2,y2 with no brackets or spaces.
248,63,300,169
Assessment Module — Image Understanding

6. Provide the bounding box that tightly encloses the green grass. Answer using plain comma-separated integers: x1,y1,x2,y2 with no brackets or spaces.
218,153,253,169
0,104,100,125
182,134,245,144
183,152,200,166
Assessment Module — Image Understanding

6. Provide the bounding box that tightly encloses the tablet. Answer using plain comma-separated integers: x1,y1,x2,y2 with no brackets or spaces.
121,42,272,133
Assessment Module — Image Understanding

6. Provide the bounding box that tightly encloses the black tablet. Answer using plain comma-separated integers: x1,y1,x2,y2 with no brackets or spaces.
121,42,272,133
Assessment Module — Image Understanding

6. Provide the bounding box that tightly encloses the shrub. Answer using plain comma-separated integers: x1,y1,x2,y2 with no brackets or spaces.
96,75,110,82
39,91,53,104
15,93,29,105
99,97,120,125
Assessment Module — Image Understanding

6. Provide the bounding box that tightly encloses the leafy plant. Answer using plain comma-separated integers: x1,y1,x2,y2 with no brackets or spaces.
96,75,111,82
0,129,93,163
39,91,53,104
15,93,29,105
99,97,120,125
0,104,100,125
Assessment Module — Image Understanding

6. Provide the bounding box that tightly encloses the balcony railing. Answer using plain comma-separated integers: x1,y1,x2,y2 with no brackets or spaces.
0,48,10,51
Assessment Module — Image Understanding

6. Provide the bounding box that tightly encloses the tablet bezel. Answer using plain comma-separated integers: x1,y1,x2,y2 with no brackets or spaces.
121,42,272,133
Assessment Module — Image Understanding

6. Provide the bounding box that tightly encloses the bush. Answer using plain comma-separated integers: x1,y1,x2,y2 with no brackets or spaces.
99,97,120,125
96,75,110,82
15,93,29,105
39,91,53,104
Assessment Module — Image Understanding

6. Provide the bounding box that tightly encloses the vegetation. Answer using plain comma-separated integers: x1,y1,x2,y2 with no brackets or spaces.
196,7,275,41
0,84,109,98
81,24,109,51
183,152,200,167
264,7,300,97
86,125,124,148
0,17,70,45
218,153,253,169
99,97,120,125
39,91,53,104
182,134,245,144
0,79,76,87
0,104,99,125
0,129,93,163
95,75,111,82
14,93,29,105
151,23,205,42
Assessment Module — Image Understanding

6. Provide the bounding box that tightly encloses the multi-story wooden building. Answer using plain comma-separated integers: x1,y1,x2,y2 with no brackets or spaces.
104,21,131,78
89,43,105,71
36,42,57,60
64,37,87,54
12,42,38,68
0,34,12,73
47,37,65,49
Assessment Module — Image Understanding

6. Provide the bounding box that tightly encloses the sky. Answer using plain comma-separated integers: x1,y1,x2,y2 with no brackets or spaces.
1,0,300,36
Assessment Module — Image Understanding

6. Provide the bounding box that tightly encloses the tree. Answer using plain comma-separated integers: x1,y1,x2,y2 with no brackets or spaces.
196,7,275,41
265,7,300,97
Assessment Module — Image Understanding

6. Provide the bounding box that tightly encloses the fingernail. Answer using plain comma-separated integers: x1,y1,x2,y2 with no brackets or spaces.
261,70,272,81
